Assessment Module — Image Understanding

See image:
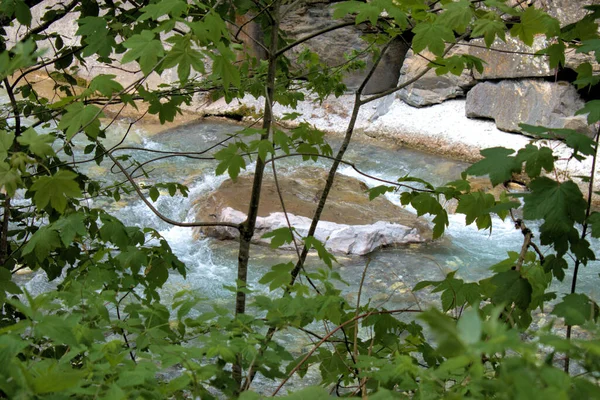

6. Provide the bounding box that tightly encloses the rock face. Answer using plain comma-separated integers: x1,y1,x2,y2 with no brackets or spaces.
397,48,476,107
280,4,410,95
468,37,552,80
465,80,590,134
194,168,432,255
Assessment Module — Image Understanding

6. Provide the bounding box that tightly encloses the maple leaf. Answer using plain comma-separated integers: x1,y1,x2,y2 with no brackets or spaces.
88,75,124,97
214,143,246,180
472,15,506,47
16,128,55,157
259,262,295,291
77,17,116,58
576,38,600,62
576,99,600,124
552,293,599,326
466,147,521,186
51,213,87,246
58,103,103,140
211,44,240,90
491,270,532,310
455,192,496,230
22,225,62,261
510,7,560,46
30,170,82,213
163,35,205,82
412,22,455,56
139,0,187,20
521,178,586,253
437,0,473,34
0,130,15,160
588,212,600,238
122,31,165,75
516,144,555,178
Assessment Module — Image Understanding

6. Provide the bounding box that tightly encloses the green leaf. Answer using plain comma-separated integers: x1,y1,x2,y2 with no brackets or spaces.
285,386,331,399
52,213,87,246
516,144,555,178
367,185,394,200
466,147,520,186
58,102,103,140
31,364,86,394
457,308,481,345
0,130,15,160
211,43,240,90
402,192,448,238
589,212,600,238
99,214,130,249
30,170,82,212
576,38,600,63
521,178,587,253
14,0,31,26
455,192,495,230
162,35,205,82
576,100,600,124
259,262,294,291
472,14,506,47
304,236,336,268
147,95,184,124
552,293,599,326
573,62,600,89
538,40,566,69
542,254,568,281
149,186,160,202
262,227,294,249
76,17,115,58
16,128,55,157
510,7,560,46
122,31,165,75
88,74,124,97
397,175,435,191
438,0,473,34
214,143,246,180
0,162,21,196
490,270,533,309
139,0,187,20
412,22,455,56
22,225,62,261
255,139,274,162
273,129,290,154
146,259,169,287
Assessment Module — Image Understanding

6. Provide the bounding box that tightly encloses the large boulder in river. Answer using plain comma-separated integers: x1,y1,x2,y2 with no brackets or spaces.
465,79,590,135
194,168,431,255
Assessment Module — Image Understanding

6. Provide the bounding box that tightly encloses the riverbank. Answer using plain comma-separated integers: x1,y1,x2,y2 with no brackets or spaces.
198,92,600,199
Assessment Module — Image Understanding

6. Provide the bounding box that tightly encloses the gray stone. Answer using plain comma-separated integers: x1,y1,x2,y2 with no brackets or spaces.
536,0,600,26
397,48,476,107
468,36,552,80
465,79,590,134
207,208,427,255
280,4,409,95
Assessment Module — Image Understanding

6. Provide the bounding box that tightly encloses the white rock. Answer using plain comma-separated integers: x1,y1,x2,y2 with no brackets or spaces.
210,207,427,256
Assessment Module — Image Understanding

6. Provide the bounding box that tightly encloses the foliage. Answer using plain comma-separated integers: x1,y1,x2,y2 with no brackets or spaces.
0,0,599,398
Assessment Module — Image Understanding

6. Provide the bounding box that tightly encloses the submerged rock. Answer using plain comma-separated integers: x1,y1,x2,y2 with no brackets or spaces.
194,168,432,255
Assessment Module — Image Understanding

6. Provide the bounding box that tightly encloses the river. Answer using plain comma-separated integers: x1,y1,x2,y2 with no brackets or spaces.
18,118,598,310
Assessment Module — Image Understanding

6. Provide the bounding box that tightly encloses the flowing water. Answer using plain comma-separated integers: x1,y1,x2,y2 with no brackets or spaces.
6,108,600,393
28,118,595,308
